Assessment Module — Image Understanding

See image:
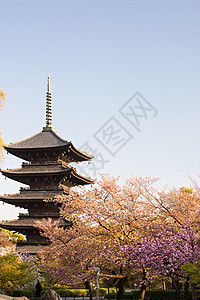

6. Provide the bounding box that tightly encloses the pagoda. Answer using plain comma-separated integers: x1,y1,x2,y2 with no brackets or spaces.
0,77,95,254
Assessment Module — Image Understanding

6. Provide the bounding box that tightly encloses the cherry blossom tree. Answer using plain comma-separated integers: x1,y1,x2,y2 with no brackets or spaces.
36,175,159,299
36,174,200,300
106,225,199,300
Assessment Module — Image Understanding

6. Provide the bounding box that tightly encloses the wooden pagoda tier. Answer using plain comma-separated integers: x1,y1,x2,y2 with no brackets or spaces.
0,190,70,211
1,162,94,189
0,215,71,254
0,78,95,254
4,127,93,163
0,189,72,254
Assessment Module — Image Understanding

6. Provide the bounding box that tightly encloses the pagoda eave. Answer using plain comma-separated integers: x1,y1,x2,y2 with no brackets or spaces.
4,143,70,154
1,168,72,186
0,198,58,209
1,165,72,176
16,244,49,254
0,190,67,201
68,144,94,161
0,219,38,229
0,199,27,208
1,170,71,178
69,169,95,185
5,143,93,163
0,224,35,230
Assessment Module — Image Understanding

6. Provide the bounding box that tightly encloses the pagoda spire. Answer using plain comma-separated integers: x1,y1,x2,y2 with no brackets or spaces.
46,76,52,128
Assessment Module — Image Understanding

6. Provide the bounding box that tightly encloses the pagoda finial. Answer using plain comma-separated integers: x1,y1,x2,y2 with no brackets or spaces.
47,76,51,93
46,76,52,128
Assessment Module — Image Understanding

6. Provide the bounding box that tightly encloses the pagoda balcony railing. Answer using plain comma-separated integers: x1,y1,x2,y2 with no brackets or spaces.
22,162,32,166
19,213,29,217
20,187,31,191
18,213,59,218
19,212,60,219
22,162,62,167
20,187,64,192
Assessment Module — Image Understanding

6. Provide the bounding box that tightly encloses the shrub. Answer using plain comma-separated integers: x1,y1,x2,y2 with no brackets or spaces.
72,289,88,297
55,288,95,297
123,290,193,300
146,290,178,299
99,288,107,296
54,288,73,297
41,286,51,294
12,289,34,298
105,292,117,299
54,288,107,297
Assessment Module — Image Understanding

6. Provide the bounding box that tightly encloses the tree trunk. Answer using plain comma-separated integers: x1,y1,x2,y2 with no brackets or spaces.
191,283,197,300
85,280,93,300
116,277,124,300
172,277,181,300
116,266,124,300
139,290,145,300
183,276,189,300
138,268,146,300
162,280,166,290
107,280,110,300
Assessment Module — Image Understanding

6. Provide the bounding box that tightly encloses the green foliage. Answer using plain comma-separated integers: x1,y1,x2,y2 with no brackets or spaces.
12,288,96,298
105,292,117,299
122,290,178,299
41,286,51,294
122,290,200,300
53,289,73,297
181,261,200,287
104,290,200,300
12,289,34,298
106,287,117,294
99,288,107,296
143,290,181,300
0,228,25,243
51,288,107,297
0,253,36,293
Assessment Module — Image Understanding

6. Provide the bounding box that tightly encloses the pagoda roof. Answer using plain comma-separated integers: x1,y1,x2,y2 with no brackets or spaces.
0,218,41,229
1,164,95,186
4,128,94,162
0,190,67,208
1,164,72,176
0,217,70,229
66,143,94,162
70,169,95,185
16,244,48,254
0,190,66,201
5,128,69,149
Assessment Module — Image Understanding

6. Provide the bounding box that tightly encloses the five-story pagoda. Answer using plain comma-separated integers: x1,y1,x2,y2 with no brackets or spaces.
0,77,94,254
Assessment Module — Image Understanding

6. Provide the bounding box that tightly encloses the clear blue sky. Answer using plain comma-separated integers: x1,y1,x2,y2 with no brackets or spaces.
0,0,200,220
